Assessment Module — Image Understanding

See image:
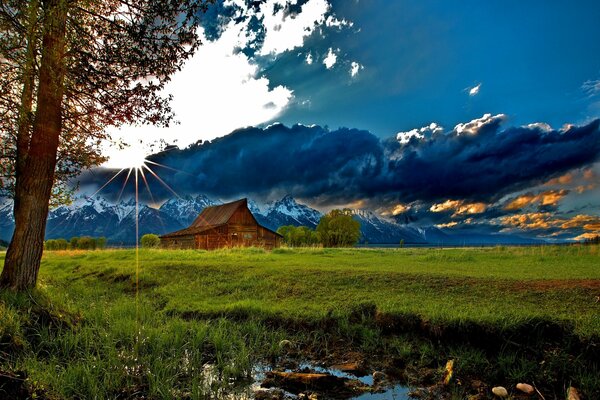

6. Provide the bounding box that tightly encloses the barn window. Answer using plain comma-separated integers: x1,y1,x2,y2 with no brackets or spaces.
243,233,252,239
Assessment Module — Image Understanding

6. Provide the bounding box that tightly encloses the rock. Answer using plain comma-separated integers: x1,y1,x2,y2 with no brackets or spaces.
568,386,581,400
516,383,535,395
372,371,385,383
491,386,508,397
308,394,318,400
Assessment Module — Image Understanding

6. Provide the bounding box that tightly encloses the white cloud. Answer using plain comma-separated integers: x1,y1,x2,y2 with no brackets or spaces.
325,15,353,28
468,83,481,96
454,113,506,135
396,122,443,144
258,0,330,56
582,79,600,97
104,22,293,169
323,47,338,69
306,53,313,65
350,61,363,77
524,122,553,132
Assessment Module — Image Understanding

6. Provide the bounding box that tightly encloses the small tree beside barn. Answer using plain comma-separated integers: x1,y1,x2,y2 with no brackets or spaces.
160,199,282,250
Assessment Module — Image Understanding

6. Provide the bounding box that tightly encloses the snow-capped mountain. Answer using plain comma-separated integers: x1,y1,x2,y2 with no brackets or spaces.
158,194,217,226
0,200,14,242
351,209,427,244
259,195,323,230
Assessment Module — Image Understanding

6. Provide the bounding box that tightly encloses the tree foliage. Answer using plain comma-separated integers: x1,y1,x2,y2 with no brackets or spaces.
277,225,319,247
316,209,361,247
141,233,160,248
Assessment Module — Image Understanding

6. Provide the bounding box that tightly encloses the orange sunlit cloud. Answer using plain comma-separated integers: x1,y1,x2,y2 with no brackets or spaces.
560,214,600,229
504,189,569,211
574,232,600,241
544,173,573,186
583,168,596,181
429,199,487,217
500,213,554,230
435,221,458,229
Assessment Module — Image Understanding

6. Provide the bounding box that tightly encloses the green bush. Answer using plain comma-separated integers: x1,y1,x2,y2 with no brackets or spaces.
141,234,160,248
55,238,68,250
70,237,79,249
96,237,107,250
277,225,319,247
316,209,361,247
78,236,97,250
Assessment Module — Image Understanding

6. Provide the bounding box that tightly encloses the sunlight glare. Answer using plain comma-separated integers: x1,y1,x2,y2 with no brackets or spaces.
104,146,149,169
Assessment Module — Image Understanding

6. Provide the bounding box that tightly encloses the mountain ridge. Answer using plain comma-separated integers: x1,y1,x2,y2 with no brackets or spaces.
0,194,543,245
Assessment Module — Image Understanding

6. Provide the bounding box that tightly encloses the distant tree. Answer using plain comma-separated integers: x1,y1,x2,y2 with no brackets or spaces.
96,237,107,250
399,239,405,248
0,0,213,290
316,209,361,247
583,235,600,245
70,237,79,250
77,236,96,250
141,234,160,248
44,240,57,251
55,238,68,250
277,225,319,247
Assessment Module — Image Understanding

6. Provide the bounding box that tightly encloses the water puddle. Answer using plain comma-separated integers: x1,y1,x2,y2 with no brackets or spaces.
195,361,412,399
251,362,412,399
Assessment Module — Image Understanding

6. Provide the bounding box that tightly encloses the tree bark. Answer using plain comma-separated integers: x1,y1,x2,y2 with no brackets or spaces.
1,0,68,290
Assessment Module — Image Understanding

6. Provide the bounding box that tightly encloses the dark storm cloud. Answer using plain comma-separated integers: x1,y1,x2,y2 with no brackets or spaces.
81,118,600,207
386,117,600,203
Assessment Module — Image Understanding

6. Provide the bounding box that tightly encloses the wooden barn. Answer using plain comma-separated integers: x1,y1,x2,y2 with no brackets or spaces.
159,198,283,250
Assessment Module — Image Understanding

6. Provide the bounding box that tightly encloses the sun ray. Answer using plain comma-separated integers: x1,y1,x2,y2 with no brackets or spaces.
145,159,192,175
89,167,126,198
116,168,134,203
142,164,181,198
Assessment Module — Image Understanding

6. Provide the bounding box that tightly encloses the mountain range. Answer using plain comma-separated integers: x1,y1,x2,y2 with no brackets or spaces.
0,194,541,246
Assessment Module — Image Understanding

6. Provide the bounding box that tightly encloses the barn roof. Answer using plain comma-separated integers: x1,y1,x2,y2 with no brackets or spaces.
159,224,225,238
159,198,283,239
190,198,247,227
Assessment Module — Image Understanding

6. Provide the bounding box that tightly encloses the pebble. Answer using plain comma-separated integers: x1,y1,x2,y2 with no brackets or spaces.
491,386,508,398
516,383,535,395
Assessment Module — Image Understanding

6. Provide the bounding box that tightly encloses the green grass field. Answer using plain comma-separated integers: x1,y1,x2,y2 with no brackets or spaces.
1,246,599,399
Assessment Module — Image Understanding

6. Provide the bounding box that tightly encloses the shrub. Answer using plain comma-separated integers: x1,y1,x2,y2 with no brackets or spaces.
316,209,361,247
55,238,68,250
96,237,107,250
141,234,160,248
78,236,97,250
277,225,319,247
70,237,79,249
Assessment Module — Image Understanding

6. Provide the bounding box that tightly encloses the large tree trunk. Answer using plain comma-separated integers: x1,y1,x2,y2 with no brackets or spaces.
0,0,67,290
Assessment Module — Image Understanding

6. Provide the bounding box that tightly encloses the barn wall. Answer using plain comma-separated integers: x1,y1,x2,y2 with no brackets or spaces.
161,203,283,250
161,235,195,249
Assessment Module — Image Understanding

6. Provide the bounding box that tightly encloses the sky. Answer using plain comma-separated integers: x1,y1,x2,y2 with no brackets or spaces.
92,0,600,241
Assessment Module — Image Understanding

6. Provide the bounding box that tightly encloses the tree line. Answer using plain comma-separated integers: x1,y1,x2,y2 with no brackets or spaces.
277,209,361,247
44,236,107,251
